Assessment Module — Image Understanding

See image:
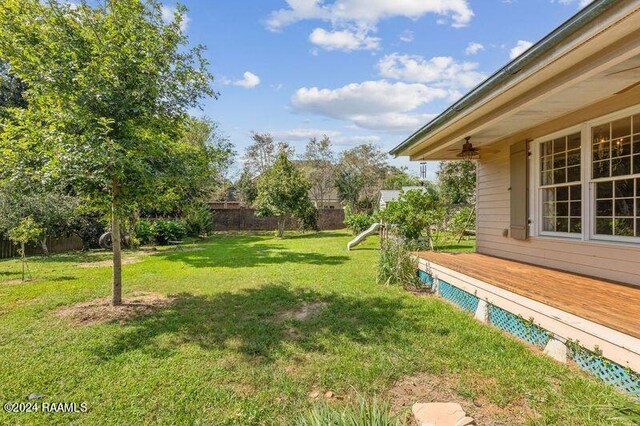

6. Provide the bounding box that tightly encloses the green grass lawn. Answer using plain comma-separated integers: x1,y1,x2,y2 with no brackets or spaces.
0,231,637,425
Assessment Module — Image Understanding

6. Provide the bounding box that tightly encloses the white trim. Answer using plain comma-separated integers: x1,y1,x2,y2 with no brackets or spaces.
529,105,640,246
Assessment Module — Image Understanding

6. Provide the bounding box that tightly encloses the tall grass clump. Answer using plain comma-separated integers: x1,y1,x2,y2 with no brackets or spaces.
297,397,403,426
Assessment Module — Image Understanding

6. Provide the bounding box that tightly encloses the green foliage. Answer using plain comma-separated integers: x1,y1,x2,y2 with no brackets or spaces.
150,219,187,245
382,167,423,190
236,167,258,207
0,60,27,117
298,204,320,232
449,206,476,235
437,160,477,206
8,216,43,246
379,188,444,240
183,204,214,238
134,219,155,245
71,209,108,249
335,144,389,210
297,397,402,426
377,235,421,288
254,152,313,237
344,212,374,236
300,135,336,208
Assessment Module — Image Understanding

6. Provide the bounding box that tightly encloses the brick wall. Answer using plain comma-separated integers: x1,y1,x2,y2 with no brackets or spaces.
211,208,345,232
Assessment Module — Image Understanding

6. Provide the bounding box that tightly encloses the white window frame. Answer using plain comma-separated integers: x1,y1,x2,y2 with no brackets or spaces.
530,104,640,245
531,124,584,240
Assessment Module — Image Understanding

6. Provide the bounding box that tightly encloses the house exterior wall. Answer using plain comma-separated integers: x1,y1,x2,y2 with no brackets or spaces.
477,114,640,287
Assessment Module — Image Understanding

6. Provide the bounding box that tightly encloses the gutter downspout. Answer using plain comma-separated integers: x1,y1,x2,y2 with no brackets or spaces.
389,0,622,157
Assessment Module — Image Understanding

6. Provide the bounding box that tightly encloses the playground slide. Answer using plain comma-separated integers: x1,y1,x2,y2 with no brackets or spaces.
347,223,381,251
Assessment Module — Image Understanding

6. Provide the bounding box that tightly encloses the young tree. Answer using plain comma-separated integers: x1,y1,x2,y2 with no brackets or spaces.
379,187,443,244
254,152,313,237
382,166,423,190
300,135,336,208
8,216,43,282
236,167,258,207
0,0,213,305
244,132,293,177
437,160,477,206
335,144,389,210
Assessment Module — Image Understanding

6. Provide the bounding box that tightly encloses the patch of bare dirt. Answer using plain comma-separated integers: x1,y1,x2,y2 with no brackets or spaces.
54,292,174,325
388,372,536,425
279,301,327,321
76,256,145,268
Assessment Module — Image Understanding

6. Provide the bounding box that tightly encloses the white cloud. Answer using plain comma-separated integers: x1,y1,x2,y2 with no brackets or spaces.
266,0,474,31
161,5,190,32
509,40,533,59
377,54,486,99
334,135,381,145
271,128,341,141
555,0,592,8
291,80,446,132
233,72,261,89
399,30,414,43
309,28,380,51
465,42,484,55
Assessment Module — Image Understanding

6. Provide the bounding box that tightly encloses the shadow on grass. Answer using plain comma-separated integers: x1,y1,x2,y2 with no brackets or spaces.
153,237,349,269
90,284,419,363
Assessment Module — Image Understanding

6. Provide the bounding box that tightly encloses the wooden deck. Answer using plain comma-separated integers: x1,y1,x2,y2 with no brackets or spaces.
415,252,640,339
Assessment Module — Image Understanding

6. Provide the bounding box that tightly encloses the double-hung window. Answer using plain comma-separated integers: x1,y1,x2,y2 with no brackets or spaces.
591,114,640,239
539,132,582,235
534,109,640,243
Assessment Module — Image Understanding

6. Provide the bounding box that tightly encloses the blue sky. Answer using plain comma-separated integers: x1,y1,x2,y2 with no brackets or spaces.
166,0,591,179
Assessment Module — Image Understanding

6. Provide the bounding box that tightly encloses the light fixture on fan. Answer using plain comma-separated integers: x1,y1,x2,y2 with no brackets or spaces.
457,136,479,160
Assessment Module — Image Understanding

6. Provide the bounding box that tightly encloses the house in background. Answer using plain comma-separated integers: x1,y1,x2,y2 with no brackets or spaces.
379,186,427,210
391,0,640,396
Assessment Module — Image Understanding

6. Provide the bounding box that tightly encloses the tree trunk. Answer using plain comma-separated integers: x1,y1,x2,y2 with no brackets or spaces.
20,242,25,282
40,236,49,256
277,216,285,238
111,180,122,306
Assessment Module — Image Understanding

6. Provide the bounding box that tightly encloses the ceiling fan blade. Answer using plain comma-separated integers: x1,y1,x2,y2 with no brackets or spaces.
615,80,640,95
607,65,640,76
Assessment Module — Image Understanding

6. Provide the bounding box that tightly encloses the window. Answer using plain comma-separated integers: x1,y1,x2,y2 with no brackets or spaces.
539,132,582,234
591,114,640,238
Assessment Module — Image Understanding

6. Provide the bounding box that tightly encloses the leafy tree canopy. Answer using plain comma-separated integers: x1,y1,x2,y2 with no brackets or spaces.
254,152,313,237
437,160,477,206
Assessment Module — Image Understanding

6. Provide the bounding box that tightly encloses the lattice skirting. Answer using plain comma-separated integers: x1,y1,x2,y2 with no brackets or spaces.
418,269,640,399
437,280,479,314
488,305,551,348
571,348,640,397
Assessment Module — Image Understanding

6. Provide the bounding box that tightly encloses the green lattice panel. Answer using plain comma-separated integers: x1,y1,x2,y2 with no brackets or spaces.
488,305,550,348
571,349,640,398
438,280,479,313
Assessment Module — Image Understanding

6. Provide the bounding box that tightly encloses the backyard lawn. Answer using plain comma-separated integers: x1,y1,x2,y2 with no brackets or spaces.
0,231,637,425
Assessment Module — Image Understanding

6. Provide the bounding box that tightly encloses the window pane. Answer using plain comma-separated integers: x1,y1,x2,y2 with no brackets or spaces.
612,137,631,157
615,179,634,197
596,181,613,199
541,171,552,186
615,199,634,217
634,155,640,175
553,138,566,153
634,135,640,153
596,218,613,235
593,123,610,143
541,141,553,156
557,186,568,201
555,218,568,233
567,149,580,166
567,166,580,182
543,188,556,203
567,133,581,150
556,202,569,216
543,218,555,232
570,218,582,233
541,155,552,171
634,114,640,134
614,218,634,236
570,185,581,201
596,200,613,216
612,117,631,139
593,140,610,161
637,219,640,237
543,202,555,216
593,160,610,179
554,168,566,184
611,156,631,176
570,201,581,216
553,153,566,169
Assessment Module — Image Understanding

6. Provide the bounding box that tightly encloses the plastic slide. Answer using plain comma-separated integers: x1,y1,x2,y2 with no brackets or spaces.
347,223,381,251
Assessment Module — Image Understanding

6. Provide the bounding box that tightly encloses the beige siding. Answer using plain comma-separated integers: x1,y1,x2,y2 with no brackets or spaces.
477,138,640,287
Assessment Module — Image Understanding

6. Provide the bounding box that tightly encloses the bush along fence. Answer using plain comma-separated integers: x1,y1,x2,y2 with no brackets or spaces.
415,269,640,399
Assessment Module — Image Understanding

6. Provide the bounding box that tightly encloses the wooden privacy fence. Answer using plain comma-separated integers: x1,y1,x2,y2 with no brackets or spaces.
0,235,84,259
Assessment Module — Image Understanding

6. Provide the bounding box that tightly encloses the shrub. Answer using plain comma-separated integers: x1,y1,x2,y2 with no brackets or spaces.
377,233,422,288
449,206,475,236
298,205,319,232
296,397,401,426
184,204,214,238
344,212,374,235
378,188,443,241
134,219,154,245
152,219,186,245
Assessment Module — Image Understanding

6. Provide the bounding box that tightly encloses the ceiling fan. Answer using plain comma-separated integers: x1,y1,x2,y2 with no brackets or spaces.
447,136,496,160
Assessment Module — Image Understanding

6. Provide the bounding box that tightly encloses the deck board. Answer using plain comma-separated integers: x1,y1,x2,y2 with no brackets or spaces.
415,252,640,339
